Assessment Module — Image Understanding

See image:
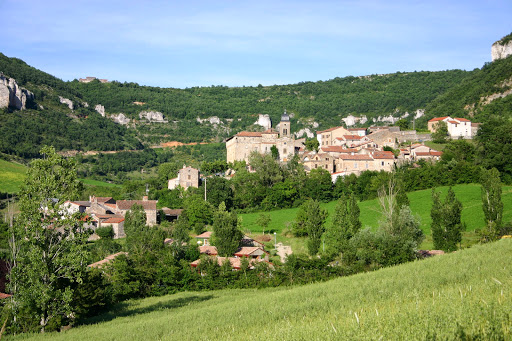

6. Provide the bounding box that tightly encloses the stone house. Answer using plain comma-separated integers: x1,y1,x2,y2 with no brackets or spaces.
226,110,304,164
335,154,374,175
301,151,335,173
168,166,200,190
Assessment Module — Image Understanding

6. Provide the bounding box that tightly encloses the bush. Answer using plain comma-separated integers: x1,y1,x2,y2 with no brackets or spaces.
96,226,115,239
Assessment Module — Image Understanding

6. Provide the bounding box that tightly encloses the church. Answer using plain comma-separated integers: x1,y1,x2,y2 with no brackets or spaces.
225,110,305,164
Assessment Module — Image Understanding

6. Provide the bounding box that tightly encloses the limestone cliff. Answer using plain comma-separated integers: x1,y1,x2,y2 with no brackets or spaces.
0,73,34,110
492,33,512,61
139,110,167,123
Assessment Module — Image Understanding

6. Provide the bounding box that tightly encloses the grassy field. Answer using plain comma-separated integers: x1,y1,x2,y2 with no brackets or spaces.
79,179,122,188
240,184,512,250
13,239,512,340
0,159,27,193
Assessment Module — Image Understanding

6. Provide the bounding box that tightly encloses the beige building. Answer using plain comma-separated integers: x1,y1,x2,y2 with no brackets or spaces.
168,166,200,190
316,126,352,147
226,110,304,164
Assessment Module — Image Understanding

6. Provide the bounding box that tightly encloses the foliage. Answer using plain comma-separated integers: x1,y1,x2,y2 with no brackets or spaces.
182,195,213,228
305,138,319,152
324,193,360,254
8,146,90,332
431,187,464,251
475,116,512,182
480,168,503,241
431,121,449,143
211,203,243,256
291,199,327,255
256,213,271,234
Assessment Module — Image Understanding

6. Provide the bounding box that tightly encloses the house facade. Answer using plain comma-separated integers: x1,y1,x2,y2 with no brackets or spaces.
168,166,200,190
428,117,472,138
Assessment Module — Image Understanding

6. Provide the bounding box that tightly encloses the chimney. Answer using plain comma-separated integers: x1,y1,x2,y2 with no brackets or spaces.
143,196,148,201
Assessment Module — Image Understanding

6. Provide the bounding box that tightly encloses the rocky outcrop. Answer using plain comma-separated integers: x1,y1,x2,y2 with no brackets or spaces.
197,116,222,125
492,35,512,61
95,104,105,117
59,96,74,110
294,128,315,138
254,114,272,130
112,113,130,125
139,110,167,123
343,115,368,127
0,74,34,110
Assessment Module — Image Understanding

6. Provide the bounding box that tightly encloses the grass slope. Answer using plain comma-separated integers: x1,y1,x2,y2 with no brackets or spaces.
240,184,512,249
15,239,512,340
0,159,27,193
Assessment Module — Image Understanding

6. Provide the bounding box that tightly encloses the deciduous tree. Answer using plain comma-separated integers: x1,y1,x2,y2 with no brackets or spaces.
9,146,89,332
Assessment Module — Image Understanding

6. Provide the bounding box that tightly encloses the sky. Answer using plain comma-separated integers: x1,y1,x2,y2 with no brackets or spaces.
1,0,511,88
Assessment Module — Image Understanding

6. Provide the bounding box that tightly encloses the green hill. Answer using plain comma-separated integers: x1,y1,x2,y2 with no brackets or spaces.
240,184,512,249
15,239,512,340
425,53,512,123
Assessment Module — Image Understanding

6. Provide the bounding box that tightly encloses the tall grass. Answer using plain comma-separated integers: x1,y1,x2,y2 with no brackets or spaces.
14,239,512,340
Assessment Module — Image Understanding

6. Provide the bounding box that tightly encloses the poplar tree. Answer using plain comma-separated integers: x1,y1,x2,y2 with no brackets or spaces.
9,146,89,332
430,187,464,251
480,168,503,240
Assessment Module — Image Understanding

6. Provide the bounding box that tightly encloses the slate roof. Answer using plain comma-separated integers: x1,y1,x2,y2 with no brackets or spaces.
116,200,157,211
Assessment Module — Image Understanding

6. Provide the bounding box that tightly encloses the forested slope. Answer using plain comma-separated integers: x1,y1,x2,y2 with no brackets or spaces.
425,54,512,122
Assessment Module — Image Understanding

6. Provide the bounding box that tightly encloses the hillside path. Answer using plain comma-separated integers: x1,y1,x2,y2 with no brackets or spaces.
276,243,292,263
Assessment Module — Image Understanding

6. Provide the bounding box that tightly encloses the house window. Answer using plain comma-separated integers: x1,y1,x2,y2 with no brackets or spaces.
365,162,369,169
188,175,191,180
315,164,318,168
283,148,287,154
354,162,358,168
381,161,384,166
325,165,328,169
326,158,329,161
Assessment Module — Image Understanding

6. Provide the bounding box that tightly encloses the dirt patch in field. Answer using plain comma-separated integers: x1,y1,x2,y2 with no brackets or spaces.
254,234,272,242
157,141,209,148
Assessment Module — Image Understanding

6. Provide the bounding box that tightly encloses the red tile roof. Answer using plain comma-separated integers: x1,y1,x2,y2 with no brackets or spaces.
455,118,470,122
428,116,449,122
343,135,363,140
320,146,358,153
88,252,128,268
236,131,263,137
261,129,277,134
234,247,264,257
317,126,345,134
190,256,267,270
103,217,125,224
416,151,443,157
196,231,212,239
372,151,395,159
0,293,12,299
339,154,373,161
199,245,218,255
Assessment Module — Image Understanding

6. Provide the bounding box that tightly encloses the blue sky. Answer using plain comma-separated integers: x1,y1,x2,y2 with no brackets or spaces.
1,0,511,88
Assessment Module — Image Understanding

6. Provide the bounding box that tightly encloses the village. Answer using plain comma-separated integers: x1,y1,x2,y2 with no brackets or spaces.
71,111,479,273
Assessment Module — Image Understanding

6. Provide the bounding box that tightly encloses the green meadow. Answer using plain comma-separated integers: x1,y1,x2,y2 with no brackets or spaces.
13,239,512,340
0,159,27,193
240,184,512,250
79,179,122,188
